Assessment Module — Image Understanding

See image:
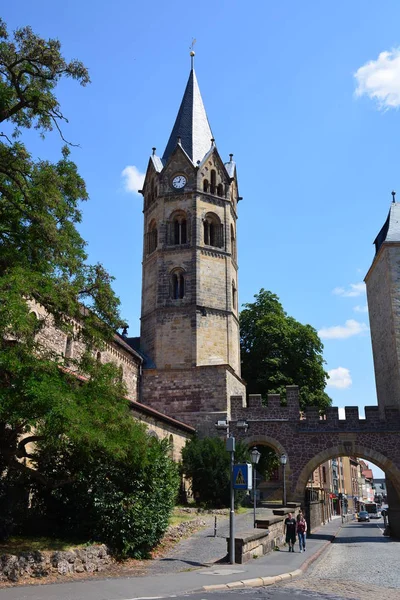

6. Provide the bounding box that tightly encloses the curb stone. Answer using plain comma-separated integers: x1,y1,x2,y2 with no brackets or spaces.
202,523,343,592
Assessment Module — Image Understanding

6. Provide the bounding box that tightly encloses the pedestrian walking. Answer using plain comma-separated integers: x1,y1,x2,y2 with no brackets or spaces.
296,513,307,552
284,512,297,552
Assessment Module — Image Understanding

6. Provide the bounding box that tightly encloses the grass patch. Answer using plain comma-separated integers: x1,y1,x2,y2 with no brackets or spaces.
0,536,88,555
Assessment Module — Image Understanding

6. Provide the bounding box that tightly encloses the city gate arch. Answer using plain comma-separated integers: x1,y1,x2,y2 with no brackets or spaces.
230,385,400,537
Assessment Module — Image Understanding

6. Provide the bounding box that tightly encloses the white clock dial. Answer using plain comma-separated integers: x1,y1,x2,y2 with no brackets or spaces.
172,175,187,189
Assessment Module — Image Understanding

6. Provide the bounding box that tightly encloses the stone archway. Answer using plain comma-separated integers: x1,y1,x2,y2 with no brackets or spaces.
244,434,288,466
243,434,289,504
293,443,400,501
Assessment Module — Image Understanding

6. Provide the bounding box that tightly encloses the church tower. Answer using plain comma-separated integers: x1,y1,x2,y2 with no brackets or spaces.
365,192,400,411
139,54,246,432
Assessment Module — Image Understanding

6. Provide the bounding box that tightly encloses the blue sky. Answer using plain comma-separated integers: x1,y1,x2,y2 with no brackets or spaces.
5,1,400,477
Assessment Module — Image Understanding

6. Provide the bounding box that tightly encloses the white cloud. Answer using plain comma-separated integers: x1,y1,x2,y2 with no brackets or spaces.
318,319,369,340
121,165,145,195
355,48,400,110
354,304,368,313
327,367,352,389
332,282,366,298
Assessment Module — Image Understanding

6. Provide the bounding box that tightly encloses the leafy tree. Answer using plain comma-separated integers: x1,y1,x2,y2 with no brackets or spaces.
0,19,179,546
181,436,250,508
0,18,133,487
240,289,331,411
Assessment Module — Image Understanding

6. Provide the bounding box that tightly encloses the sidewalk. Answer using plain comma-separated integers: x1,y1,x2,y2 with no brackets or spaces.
0,512,346,600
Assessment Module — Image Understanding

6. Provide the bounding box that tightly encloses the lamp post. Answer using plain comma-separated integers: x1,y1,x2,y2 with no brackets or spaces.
250,447,261,528
280,454,287,506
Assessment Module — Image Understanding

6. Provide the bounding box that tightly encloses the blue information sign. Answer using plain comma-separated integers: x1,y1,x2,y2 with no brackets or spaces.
233,464,252,490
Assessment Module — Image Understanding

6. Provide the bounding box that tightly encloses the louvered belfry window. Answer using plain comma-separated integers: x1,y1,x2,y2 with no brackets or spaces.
204,213,223,248
173,217,187,245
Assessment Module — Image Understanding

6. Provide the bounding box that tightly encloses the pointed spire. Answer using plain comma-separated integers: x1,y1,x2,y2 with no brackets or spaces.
162,61,213,166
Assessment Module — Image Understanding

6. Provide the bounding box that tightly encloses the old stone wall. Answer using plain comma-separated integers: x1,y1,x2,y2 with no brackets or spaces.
29,302,141,400
0,544,111,583
130,403,193,461
142,365,245,436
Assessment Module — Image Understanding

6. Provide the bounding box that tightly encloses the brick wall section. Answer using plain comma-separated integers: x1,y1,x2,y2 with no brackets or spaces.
366,246,400,410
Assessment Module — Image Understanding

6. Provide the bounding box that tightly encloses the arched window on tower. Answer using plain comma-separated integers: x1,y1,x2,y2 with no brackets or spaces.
170,269,185,299
172,213,188,245
204,213,223,248
231,224,237,261
217,183,224,197
210,170,216,194
147,220,158,254
232,281,237,311
203,179,209,193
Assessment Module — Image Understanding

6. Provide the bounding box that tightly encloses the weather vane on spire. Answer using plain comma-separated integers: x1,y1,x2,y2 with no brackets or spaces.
189,38,196,69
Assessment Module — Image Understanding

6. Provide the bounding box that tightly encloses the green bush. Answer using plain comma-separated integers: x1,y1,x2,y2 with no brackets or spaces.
181,436,250,508
28,435,179,557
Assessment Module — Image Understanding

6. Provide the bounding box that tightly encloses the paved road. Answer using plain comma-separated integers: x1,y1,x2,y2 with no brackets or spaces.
181,517,400,600
278,517,400,599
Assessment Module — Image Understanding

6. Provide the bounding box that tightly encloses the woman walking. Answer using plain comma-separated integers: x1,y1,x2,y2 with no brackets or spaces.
296,513,307,552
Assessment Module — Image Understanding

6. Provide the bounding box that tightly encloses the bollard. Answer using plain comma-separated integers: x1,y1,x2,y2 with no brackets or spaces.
214,515,217,537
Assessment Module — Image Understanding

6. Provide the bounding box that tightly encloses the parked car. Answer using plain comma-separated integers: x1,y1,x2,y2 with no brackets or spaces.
358,511,370,522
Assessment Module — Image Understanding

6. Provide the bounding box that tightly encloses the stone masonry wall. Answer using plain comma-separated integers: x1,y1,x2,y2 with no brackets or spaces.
29,302,140,400
230,385,400,505
130,405,193,462
0,544,111,583
142,365,245,436
366,247,400,410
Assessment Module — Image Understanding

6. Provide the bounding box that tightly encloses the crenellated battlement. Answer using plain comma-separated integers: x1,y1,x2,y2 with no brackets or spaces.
230,386,400,431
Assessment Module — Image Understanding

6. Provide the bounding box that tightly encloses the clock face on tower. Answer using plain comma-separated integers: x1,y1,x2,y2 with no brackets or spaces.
172,175,187,189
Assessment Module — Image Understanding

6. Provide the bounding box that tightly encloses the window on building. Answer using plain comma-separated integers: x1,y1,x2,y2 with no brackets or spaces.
169,434,174,459
203,213,223,248
217,183,224,196
203,179,209,192
96,351,102,362
322,466,327,483
210,170,216,194
148,221,158,254
171,269,185,299
231,224,236,261
173,215,187,245
232,281,237,310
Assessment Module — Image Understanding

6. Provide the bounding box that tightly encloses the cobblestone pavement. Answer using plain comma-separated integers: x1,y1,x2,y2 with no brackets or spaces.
277,519,400,599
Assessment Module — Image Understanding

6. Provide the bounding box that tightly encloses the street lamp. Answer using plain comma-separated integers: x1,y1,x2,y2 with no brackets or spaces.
250,447,261,528
280,454,287,506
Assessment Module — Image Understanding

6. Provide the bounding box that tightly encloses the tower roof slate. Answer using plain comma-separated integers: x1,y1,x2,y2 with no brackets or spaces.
374,202,400,254
162,68,213,166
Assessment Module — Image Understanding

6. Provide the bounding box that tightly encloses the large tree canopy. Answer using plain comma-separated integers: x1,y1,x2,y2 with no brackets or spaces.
0,19,141,486
240,289,331,411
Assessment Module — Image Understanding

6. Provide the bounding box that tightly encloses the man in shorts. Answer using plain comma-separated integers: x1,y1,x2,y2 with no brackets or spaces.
284,512,297,552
